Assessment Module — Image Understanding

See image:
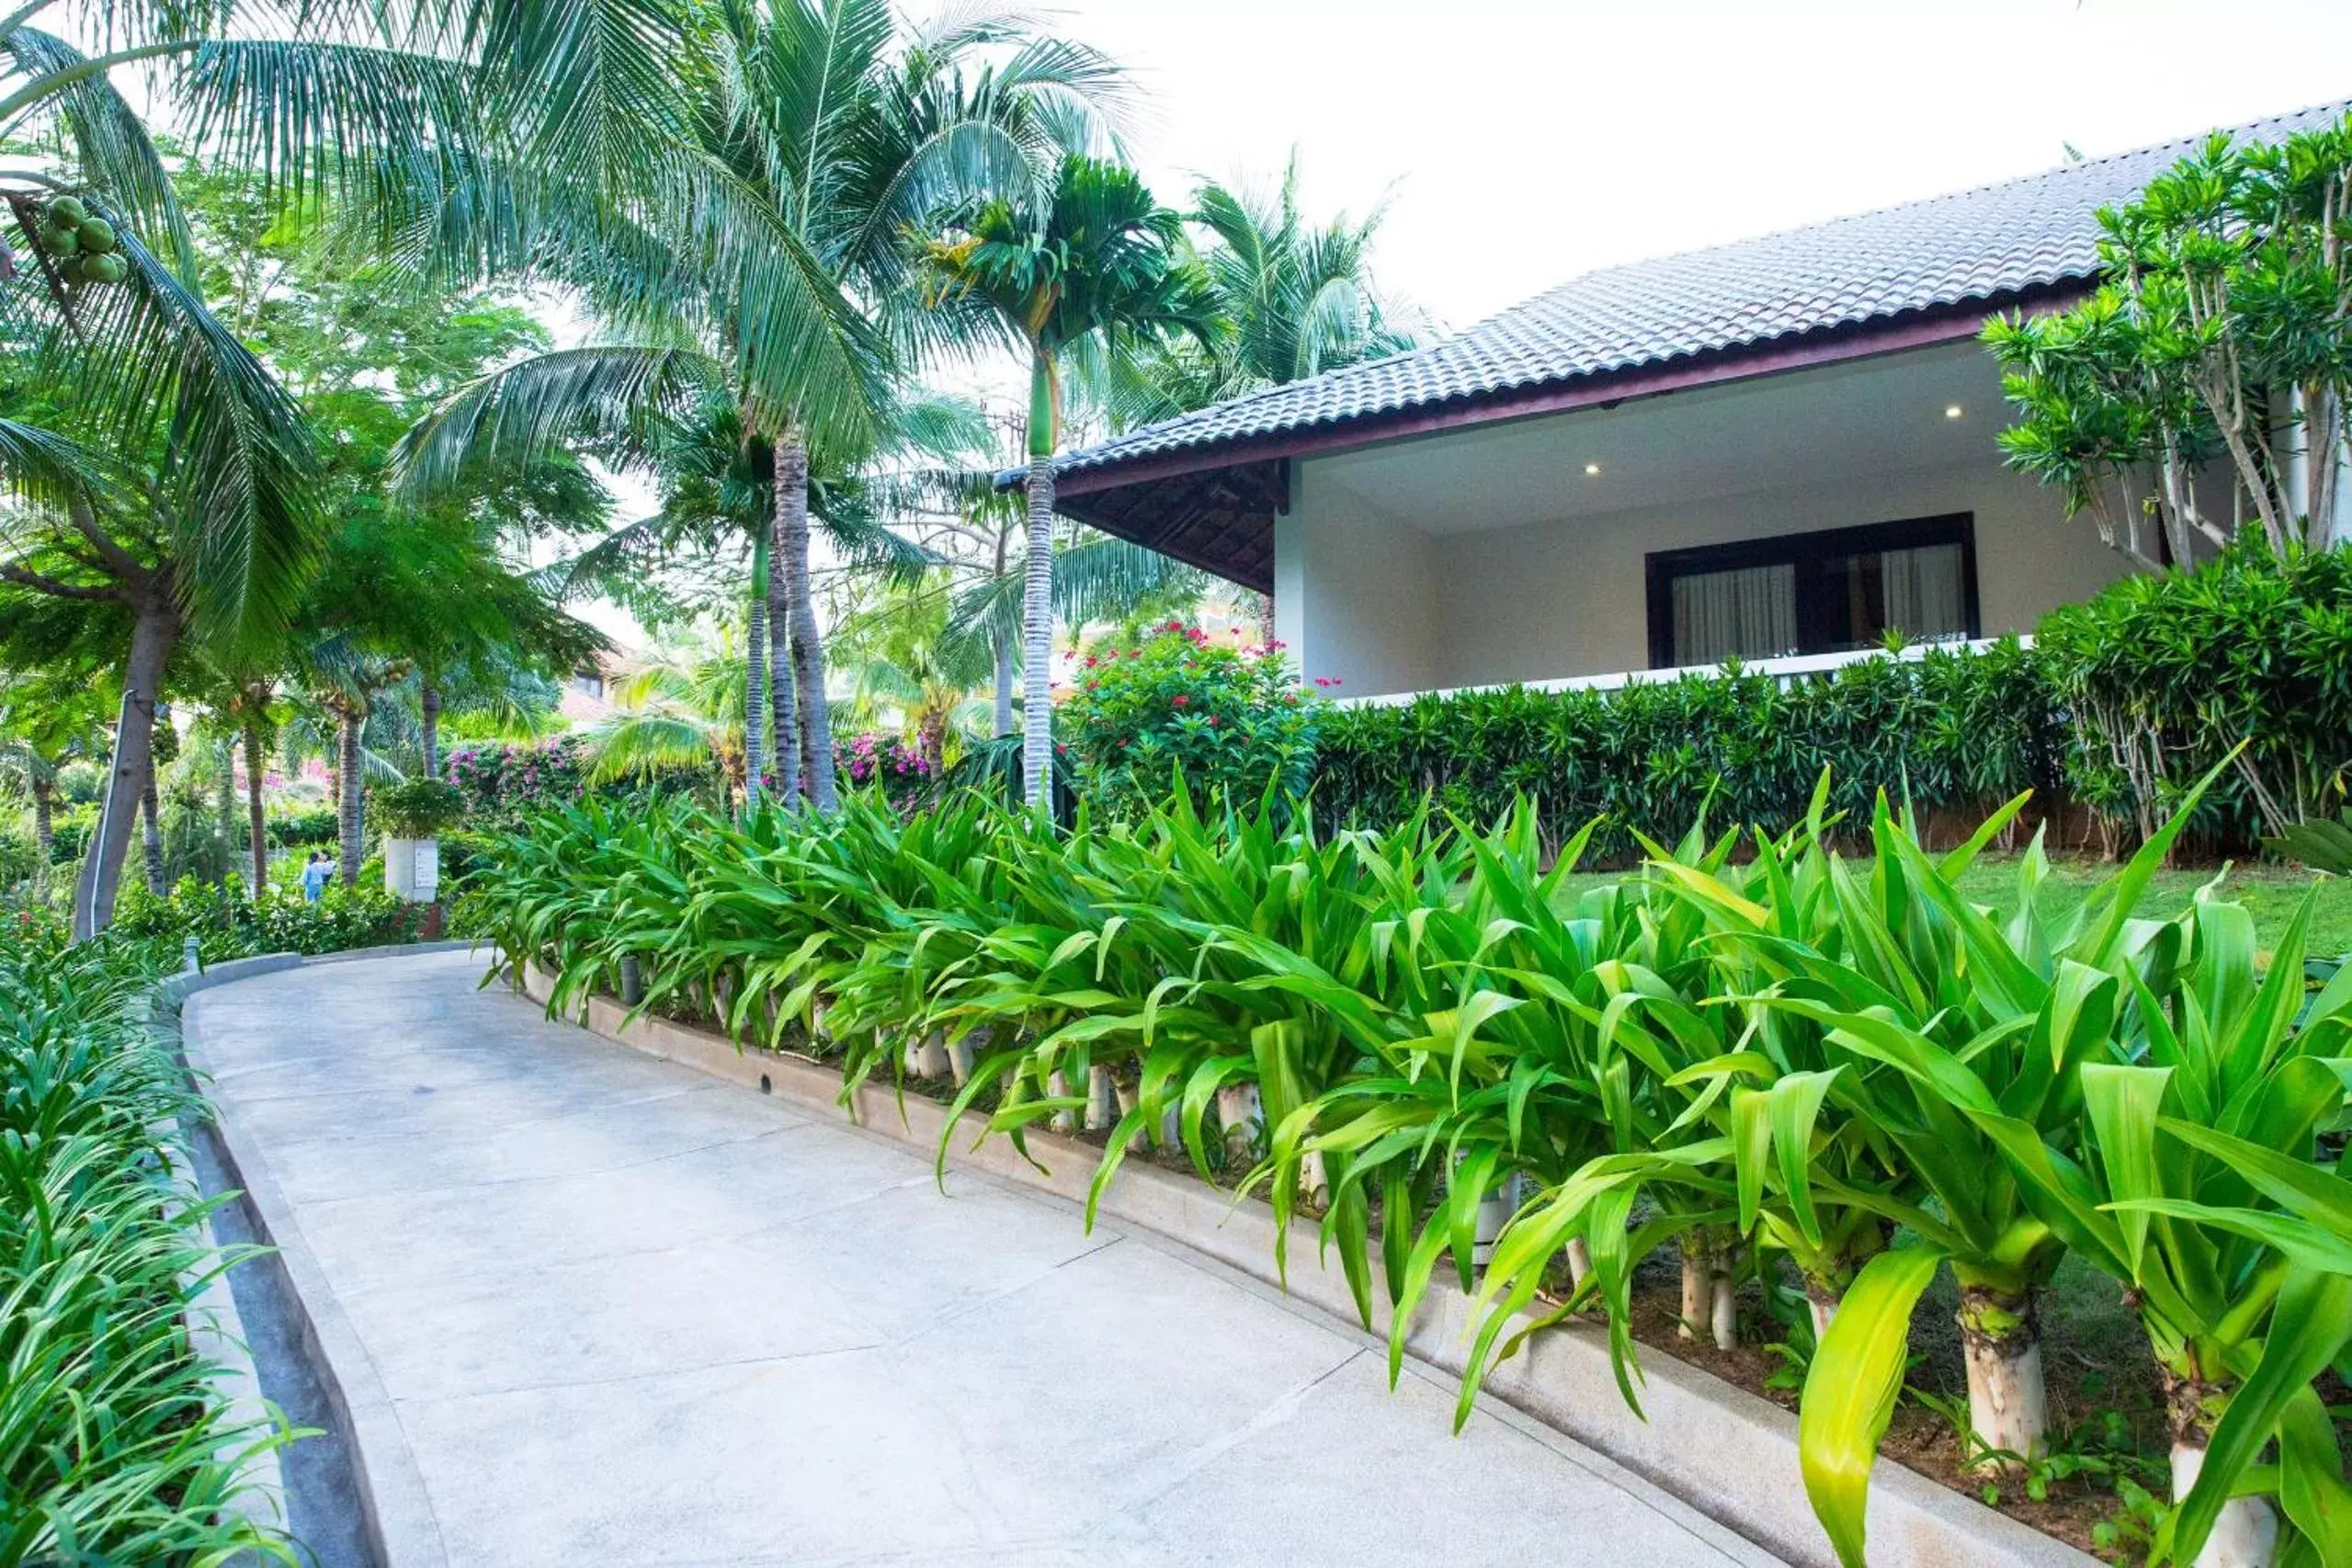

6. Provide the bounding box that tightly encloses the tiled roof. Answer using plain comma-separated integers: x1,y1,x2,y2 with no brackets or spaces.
1056,100,2351,483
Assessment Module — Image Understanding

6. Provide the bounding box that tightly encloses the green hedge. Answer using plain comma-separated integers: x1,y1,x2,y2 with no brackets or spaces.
2037,538,2352,852
1309,540,2352,861
1311,637,2060,862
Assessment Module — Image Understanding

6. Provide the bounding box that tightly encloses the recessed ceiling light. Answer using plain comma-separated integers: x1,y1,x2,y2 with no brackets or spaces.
1944,404,1965,420
1584,461,1601,475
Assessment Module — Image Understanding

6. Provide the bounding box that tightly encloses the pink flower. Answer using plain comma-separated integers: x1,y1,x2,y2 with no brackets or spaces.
1204,715,1217,726
1171,694,1189,708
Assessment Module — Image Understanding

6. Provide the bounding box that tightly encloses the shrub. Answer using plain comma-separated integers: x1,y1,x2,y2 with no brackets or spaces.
0,828,35,890
0,923,292,1562
2037,534,2352,854
1312,637,2060,863
832,733,936,812
47,804,96,862
1061,623,1324,817
372,778,464,837
266,804,338,847
53,758,101,804
110,875,425,963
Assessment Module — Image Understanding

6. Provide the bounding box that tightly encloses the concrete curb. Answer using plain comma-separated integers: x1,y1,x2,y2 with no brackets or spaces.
521,959,2098,1568
174,949,468,1568
161,1122,289,1553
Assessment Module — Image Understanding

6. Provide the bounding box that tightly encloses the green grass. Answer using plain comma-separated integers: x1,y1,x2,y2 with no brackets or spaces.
1562,857,2352,960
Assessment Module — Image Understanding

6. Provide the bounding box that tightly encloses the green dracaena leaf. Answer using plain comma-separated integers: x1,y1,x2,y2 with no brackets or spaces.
1799,1245,1946,1568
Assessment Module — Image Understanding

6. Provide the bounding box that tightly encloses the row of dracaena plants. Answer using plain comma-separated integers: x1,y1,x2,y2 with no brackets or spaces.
0,918,293,1563
478,776,2352,1568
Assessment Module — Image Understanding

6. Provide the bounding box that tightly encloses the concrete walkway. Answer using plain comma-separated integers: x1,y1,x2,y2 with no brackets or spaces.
187,949,1786,1568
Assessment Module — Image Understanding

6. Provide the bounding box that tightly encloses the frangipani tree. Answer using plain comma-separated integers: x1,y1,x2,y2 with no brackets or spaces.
1988,114,2352,569
917,154,1217,809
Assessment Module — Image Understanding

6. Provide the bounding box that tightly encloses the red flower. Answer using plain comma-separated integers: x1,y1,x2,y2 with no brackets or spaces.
1204,715,1217,725
1171,694,1189,707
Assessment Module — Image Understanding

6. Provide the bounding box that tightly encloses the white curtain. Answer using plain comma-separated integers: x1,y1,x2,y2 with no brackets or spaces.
1880,542,1966,642
1672,562,1798,665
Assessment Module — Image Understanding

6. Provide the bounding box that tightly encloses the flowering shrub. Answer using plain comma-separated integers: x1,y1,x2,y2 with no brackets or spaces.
1060,623,1324,818
445,736,592,823
831,733,936,813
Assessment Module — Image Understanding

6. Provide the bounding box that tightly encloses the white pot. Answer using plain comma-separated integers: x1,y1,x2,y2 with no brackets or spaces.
383,835,439,903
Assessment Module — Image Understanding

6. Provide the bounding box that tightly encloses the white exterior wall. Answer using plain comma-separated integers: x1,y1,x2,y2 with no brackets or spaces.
1278,460,1442,693
1277,344,2140,699
1425,460,2119,689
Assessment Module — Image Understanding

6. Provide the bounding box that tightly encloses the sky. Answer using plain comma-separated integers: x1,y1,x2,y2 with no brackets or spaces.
560,0,2352,642
1057,0,2352,336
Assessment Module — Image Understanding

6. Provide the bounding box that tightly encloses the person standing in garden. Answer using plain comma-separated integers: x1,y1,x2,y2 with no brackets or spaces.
301,850,333,903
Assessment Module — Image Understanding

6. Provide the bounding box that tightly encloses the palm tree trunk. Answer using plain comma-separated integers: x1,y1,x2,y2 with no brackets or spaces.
993,626,1015,738
773,434,837,812
1022,450,1055,812
243,718,267,899
336,704,363,889
212,738,234,882
30,774,53,899
744,585,768,811
420,681,441,779
74,591,176,939
767,553,798,806
140,769,165,894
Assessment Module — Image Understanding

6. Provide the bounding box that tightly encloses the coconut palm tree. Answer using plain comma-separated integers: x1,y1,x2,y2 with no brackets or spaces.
916,155,1218,807
396,0,1122,816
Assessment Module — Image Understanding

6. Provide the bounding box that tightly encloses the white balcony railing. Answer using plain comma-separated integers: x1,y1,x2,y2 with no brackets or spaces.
1335,635,2029,709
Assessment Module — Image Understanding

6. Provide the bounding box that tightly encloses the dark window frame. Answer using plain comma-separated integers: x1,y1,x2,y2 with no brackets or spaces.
1642,512,1980,669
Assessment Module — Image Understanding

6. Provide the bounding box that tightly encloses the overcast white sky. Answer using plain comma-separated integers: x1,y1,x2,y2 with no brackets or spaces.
1051,0,2352,336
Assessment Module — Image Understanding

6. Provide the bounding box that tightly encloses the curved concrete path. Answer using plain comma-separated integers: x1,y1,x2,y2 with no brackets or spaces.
187,949,1786,1568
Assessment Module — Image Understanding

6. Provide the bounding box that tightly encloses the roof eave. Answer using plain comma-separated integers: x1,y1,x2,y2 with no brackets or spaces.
1051,280,2091,502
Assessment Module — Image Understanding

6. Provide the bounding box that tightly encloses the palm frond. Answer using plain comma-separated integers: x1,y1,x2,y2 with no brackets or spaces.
394,343,722,500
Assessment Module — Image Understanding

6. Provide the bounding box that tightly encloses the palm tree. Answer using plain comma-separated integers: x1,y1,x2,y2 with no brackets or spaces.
0,0,737,937
1104,153,1417,430
583,635,747,791
396,0,1121,816
917,155,1218,808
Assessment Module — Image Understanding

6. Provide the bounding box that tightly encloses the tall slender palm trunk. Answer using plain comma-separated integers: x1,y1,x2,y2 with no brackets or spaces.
1021,450,1055,811
243,719,268,899
773,436,836,812
744,585,768,811
140,771,165,894
767,551,799,807
74,590,177,940
420,683,441,779
30,775,54,897
336,703,364,889
993,628,1015,738
213,736,235,879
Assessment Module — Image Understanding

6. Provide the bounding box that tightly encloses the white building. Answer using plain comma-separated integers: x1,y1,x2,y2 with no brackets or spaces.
1045,100,2348,700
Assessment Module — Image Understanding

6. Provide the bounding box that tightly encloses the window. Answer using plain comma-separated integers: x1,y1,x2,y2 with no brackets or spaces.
1644,514,1978,668
572,672,605,699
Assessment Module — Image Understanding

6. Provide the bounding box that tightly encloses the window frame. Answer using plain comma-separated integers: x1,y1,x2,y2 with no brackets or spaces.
1642,511,1981,669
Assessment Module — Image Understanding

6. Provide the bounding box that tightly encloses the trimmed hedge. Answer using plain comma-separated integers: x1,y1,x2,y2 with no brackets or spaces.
1312,637,2060,863
1310,540,2352,861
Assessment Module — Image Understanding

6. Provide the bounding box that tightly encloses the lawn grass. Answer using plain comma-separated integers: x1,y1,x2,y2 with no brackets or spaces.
1562,856,2352,960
